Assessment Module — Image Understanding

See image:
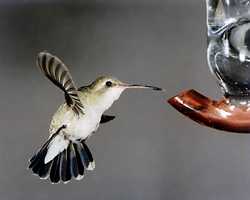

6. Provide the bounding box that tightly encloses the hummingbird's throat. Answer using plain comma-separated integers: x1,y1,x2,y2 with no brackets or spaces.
91,87,125,113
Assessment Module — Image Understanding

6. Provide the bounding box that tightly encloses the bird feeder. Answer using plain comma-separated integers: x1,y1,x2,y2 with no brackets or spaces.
168,0,250,133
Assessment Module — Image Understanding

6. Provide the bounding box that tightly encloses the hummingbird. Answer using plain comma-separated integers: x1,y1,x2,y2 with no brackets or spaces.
29,52,163,184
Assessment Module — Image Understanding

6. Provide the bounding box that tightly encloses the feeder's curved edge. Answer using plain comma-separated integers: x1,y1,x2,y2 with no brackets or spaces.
168,89,250,133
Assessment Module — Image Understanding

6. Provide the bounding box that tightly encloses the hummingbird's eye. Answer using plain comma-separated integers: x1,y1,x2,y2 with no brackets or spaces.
105,81,112,87
228,22,250,60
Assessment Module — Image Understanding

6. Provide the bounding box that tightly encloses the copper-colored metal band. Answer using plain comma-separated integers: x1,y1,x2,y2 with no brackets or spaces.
168,89,250,133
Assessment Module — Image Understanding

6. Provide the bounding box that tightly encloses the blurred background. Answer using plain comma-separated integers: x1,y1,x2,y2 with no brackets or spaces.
1,0,250,200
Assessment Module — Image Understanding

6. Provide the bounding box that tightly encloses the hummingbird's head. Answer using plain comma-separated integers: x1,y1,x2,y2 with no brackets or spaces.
89,76,163,111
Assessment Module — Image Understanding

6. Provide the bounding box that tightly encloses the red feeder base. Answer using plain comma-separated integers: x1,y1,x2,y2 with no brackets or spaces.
168,90,250,133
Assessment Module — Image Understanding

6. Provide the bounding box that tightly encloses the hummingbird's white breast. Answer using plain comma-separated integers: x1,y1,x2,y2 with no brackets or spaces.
49,87,124,141
49,103,102,141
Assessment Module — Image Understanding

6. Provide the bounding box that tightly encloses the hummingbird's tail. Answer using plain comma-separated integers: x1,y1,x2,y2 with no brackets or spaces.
28,133,95,184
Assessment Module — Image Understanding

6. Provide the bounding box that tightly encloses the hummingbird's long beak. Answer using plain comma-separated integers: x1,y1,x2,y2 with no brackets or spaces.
119,83,165,91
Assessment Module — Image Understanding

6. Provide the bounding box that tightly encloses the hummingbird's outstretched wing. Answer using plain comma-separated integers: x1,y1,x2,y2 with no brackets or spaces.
37,52,84,115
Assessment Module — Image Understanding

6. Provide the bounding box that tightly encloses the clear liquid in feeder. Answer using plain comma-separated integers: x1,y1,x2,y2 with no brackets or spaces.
207,0,250,98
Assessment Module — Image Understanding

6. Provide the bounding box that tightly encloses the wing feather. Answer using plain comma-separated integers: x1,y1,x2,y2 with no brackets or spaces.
37,52,84,115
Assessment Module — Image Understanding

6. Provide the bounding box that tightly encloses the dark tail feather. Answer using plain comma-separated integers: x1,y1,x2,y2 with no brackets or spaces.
29,125,66,177
61,149,71,182
39,162,52,179
73,143,84,176
69,143,79,178
29,140,95,184
29,137,53,177
50,154,61,183
79,141,95,170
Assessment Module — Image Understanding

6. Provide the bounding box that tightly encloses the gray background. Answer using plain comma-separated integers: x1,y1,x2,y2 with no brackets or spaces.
0,0,250,200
